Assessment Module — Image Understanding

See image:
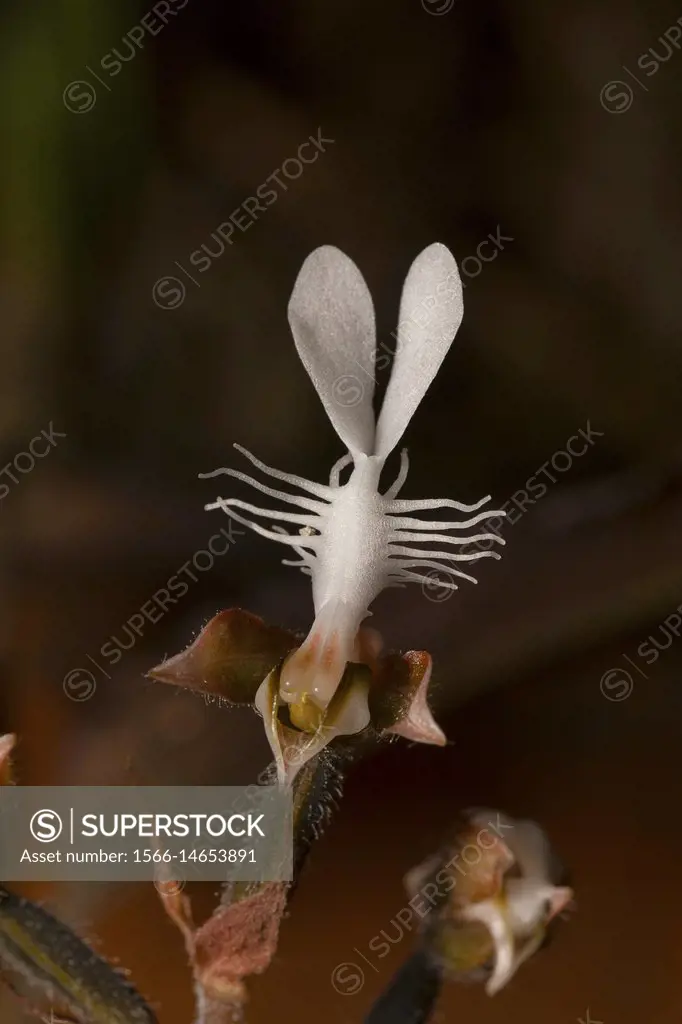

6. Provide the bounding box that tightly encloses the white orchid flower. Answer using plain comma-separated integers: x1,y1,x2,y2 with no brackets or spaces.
202,243,505,744
462,810,573,995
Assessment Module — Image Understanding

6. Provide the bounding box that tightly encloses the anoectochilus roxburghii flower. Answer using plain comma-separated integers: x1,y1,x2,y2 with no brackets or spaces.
201,243,505,772
405,809,573,995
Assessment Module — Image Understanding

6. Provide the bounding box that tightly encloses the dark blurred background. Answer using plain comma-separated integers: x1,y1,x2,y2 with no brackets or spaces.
2,0,682,1021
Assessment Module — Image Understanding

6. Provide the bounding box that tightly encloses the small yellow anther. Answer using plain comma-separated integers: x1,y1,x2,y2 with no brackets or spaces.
289,694,324,733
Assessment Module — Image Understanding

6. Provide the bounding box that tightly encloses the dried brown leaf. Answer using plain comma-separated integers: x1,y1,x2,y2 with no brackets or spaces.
193,883,288,1017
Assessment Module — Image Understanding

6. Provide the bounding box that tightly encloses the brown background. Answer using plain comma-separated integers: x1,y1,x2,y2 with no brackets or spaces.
2,0,682,1021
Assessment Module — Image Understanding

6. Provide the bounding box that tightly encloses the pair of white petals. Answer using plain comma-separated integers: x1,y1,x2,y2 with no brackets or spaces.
289,242,463,460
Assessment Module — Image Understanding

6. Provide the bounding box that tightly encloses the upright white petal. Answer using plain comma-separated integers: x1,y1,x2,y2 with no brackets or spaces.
288,245,377,456
461,899,515,995
505,820,554,880
467,809,550,879
374,243,463,459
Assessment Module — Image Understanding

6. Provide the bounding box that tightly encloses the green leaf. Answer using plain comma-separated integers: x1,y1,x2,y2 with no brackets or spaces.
0,885,157,1023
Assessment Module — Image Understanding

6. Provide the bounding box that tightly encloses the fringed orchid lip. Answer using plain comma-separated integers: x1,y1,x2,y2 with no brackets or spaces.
202,243,505,729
